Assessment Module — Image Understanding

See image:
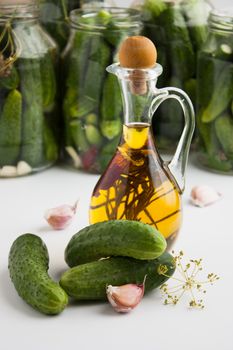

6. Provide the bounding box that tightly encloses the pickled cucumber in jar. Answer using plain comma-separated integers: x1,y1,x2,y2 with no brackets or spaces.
0,1,58,177
62,8,141,173
196,9,233,174
140,0,211,151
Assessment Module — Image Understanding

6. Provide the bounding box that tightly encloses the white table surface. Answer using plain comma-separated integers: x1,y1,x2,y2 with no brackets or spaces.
0,160,232,350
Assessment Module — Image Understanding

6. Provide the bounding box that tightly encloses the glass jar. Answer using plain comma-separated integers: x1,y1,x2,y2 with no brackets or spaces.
40,0,81,50
196,9,233,174
140,0,211,151
0,1,58,177
62,7,142,173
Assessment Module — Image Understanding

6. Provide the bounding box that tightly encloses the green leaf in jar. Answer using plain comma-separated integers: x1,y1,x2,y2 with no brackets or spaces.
82,36,111,103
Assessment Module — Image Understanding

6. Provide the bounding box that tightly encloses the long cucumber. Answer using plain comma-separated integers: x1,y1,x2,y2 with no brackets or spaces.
19,58,44,167
60,252,175,300
65,220,167,267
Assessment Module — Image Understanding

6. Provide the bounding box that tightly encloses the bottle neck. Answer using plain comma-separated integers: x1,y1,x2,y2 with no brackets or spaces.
119,77,157,126
107,63,163,126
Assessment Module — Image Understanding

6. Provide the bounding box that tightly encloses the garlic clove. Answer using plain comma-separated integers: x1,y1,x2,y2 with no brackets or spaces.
190,186,222,208
0,165,17,177
17,161,32,176
106,281,145,313
65,146,82,168
44,201,78,230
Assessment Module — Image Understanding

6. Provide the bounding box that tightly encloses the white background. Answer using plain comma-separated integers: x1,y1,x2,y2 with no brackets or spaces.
0,161,233,350
0,0,233,349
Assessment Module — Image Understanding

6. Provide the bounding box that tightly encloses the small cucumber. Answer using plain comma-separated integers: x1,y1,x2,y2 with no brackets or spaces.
43,121,58,162
201,63,233,123
60,252,175,300
65,220,167,267
8,234,68,315
0,89,22,166
40,52,57,109
215,114,233,157
100,74,122,140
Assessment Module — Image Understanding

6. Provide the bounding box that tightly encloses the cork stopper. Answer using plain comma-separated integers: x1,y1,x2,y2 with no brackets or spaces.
118,36,157,95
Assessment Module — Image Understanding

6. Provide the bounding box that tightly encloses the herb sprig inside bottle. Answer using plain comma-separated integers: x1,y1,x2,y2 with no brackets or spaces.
90,35,194,248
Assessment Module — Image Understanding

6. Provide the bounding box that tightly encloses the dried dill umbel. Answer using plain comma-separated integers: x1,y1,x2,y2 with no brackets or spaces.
0,20,21,77
158,251,220,309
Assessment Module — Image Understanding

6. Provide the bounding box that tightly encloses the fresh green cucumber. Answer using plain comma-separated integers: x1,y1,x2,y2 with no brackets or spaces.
65,220,167,267
8,234,68,315
60,252,175,300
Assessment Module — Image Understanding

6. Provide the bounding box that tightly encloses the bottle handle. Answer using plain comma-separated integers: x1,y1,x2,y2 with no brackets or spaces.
150,87,195,193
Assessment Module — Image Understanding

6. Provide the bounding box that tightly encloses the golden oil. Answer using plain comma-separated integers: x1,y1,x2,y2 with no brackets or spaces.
89,123,182,247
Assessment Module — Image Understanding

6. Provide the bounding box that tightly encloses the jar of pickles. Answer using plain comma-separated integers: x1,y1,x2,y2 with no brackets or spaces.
196,9,233,174
0,0,58,177
140,0,211,151
40,0,81,50
62,8,141,173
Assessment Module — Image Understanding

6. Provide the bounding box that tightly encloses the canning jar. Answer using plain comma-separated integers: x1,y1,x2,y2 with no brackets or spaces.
62,8,141,173
140,0,211,151
40,0,80,50
0,1,58,177
196,9,233,174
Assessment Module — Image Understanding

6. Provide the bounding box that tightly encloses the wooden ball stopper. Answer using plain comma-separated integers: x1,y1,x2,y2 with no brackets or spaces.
118,36,157,95
119,36,157,69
